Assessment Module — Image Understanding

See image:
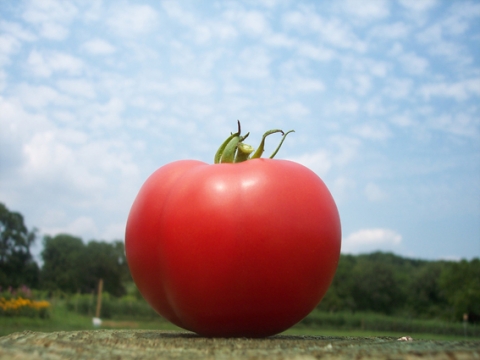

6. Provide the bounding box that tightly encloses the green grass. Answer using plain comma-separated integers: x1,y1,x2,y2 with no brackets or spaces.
2,302,479,341
298,309,480,339
0,298,177,337
0,305,90,336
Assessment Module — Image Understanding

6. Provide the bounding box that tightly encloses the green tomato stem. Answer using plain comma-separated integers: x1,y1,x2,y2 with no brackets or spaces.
214,121,295,163
235,142,254,163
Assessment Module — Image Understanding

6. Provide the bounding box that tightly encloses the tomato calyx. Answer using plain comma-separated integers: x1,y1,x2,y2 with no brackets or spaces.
214,120,295,164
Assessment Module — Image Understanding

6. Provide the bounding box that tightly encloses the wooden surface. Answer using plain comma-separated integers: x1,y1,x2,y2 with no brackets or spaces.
0,330,479,359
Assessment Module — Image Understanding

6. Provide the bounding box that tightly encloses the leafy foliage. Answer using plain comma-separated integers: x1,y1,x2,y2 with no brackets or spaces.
319,252,479,323
439,259,480,321
41,234,129,296
0,203,39,288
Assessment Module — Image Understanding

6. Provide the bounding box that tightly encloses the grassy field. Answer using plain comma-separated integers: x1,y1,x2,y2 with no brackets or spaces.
0,305,180,337
1,302,478,341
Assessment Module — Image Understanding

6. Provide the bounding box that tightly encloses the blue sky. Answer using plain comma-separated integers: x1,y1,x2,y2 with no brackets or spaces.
1,0,479,261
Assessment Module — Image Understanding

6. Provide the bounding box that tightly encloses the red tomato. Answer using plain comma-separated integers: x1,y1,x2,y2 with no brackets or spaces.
125,158,341,337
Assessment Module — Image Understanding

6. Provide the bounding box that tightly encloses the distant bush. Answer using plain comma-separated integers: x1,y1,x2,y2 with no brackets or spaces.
300,310,479,337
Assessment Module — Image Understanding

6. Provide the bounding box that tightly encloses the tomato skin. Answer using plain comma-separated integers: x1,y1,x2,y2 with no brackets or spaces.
125,158,341,337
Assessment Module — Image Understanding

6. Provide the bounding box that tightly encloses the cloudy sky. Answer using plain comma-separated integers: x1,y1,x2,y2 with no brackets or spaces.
1,0,479,261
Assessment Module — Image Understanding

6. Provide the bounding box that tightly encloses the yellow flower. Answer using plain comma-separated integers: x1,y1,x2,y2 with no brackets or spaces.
0,296,50,316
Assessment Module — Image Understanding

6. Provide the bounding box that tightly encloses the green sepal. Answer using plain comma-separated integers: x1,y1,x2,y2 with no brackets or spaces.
214,132,238,164
221,132,250,163
250,129,284,159
269,130,295,159
214,120,241,164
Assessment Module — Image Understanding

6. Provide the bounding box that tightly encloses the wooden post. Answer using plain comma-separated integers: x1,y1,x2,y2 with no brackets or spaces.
95,279,103,319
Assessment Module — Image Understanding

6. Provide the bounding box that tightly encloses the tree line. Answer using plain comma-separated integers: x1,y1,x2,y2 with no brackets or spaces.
1,202,479,322
0,203,130,296
319,252,480,322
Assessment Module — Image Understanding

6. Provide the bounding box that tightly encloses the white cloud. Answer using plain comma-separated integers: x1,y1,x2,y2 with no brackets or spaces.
9,120,142,242
101,222,127,242
284,102,310,117
297,42,336,61
331,98,359,115
418,21,470,58
264,32,295,48
22,131,104,192
42,216,98,240
283,77,325,94
319,17,367,52
107,4,158,37
163,2,237,43
390,114,414,127
22,0,77,40
353,123,392,141
399,0,437,12
429,112,480,138
237,10,269,36
90,98,125,130
338,74,372,96
363,97,388,117
417,24,442,44
0,70,6,92
288,150,332,177
1,20,37,42
331,176,356,202
340,0,390,19
383,78,413,99
443,2,480,35
420,78,480,101
15,83,72,108
365,183,388,202
399,52,429,75
235,47,271,79
283,10,366,52
0,34,21,66
330,136,361,166
369,22,410,39
171,78,215,95
56,79,96,99
343,228,402,254
82,38,116,55
27,50,84,77
0,97,35,172
416,4,480,65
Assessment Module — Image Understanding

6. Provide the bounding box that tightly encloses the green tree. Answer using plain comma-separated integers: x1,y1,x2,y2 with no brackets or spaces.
0,203,39,288
439,258,480,322
41,234,129,296
350,255,405,314
41,234,85,293
318,254,357,312
82,240,127,296
407,261,447,318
